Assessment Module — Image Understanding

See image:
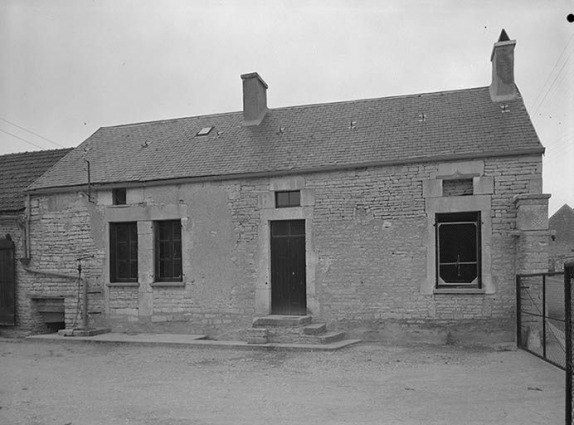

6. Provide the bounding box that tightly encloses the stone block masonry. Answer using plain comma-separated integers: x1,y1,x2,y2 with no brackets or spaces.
21,153,547,343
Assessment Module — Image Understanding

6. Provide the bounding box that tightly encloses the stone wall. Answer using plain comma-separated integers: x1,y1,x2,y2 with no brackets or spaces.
21,154,545,342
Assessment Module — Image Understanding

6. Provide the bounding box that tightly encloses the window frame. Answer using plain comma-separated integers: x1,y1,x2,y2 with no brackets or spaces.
109,222,138,283
435,211,482,289
275,190,301,208
113,188,127,205
154,220,183,282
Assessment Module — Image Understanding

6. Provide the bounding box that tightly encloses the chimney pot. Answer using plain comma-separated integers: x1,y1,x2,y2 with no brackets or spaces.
489,29,517,102
241,72,268,126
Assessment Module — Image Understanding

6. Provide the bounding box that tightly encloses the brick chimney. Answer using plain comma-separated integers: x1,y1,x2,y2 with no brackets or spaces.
489,29,517,102
241,72,268,126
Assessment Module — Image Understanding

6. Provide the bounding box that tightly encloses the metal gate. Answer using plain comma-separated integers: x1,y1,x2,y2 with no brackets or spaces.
516,271,566,370
517,267,574,425
0,237,15,325
565,261,573,425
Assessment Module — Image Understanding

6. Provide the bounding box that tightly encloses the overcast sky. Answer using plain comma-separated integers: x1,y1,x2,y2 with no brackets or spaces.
1,0,572,214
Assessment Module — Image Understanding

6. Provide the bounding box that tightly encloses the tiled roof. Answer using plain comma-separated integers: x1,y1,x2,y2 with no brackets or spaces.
28,86,543,191
0,148,72,213
550,204,574,244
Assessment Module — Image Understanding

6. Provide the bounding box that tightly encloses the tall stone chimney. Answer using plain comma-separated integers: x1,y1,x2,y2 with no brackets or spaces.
490,29,517,102
241,72,268,126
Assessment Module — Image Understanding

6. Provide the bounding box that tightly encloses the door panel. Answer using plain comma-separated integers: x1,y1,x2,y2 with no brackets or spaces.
271,220,306,315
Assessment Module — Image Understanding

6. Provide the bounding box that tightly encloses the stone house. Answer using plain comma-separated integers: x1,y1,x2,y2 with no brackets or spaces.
549,204,574,271
0,148,72,336
19,31,551,343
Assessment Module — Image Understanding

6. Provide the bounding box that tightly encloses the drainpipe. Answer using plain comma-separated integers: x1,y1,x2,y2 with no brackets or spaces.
24,194,31,259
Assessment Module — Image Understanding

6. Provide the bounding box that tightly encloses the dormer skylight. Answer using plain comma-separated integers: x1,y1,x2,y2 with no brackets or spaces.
197,126,214,136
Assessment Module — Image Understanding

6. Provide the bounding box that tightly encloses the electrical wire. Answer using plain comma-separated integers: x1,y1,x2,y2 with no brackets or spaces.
533,48,574,118
0,116,65,148
531,33,574,113
0,128,47,150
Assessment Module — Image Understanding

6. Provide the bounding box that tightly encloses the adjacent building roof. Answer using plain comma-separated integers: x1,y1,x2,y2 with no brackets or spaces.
28,86,544,192
0,149,72,213
549,204,574,249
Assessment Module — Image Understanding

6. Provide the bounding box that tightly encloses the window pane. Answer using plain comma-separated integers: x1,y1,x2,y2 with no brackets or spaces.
289,191,300,206
117,260,128,279
173,242,182,259
160,260,169,277
113,188,127,205
290,220,305,236
276,192,289,207
110,222,138,282
159,241,171,259
436,212,480,287
438,223,477,262
155,220,182,281
173,260,182,278
439,264,477,283
275,191,301,208
271,221,289,236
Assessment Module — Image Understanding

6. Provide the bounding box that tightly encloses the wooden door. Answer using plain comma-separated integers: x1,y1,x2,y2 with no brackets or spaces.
271,220,306,315
0,238,15,325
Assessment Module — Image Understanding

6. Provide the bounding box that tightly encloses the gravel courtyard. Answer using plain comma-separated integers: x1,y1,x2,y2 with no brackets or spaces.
0,339,564,425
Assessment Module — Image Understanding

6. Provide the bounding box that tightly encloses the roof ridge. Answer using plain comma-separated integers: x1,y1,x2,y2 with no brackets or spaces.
99,86,492,131
274,86,491,112
0,147,73,159
102,110,242,130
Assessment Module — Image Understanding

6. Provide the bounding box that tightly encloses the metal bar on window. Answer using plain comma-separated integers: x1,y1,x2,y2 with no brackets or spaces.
565,263,573,425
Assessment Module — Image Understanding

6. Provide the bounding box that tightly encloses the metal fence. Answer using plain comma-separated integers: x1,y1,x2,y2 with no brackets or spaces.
517,266,574,425
516,271,566,370
565,262,573,425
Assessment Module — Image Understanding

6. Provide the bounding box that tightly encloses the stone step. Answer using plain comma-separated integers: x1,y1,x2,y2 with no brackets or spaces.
317,331,346,344
265,330,346,345
252,315,312,328
303,323,327,335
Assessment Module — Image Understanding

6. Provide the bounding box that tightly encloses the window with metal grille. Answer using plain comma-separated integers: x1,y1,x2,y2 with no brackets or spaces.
113,188,127,205
275,190,301,208
110,222,138,282
436,212,481,288
155,220,182,282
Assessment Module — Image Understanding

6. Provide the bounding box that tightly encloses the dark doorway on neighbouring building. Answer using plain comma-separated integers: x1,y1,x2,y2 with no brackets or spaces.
0,237,15,326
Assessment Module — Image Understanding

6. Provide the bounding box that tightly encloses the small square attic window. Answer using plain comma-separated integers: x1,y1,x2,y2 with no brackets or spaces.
197,127,213,136
276,191,301,208
113,188,127,205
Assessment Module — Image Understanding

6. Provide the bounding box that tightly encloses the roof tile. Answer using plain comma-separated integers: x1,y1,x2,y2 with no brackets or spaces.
0,148,72,213
29,87,543,191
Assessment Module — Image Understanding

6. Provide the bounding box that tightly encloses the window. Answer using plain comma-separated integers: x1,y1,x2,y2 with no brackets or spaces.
197,127,213,136
113,188,127,205
110,222,138,282
275,190,301,208
155,220,182,282
436,212,481,288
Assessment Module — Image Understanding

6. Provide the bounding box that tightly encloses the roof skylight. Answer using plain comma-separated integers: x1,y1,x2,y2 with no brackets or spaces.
197,127,214,136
